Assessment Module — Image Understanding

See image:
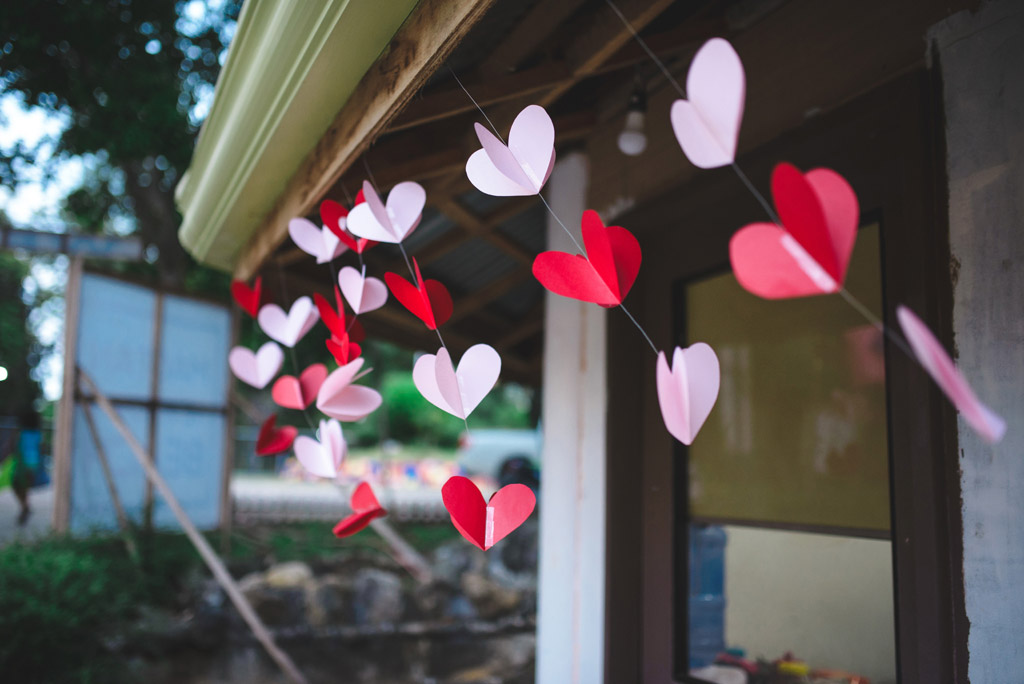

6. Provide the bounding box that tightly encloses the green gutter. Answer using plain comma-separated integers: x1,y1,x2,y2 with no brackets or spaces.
176,0,420,271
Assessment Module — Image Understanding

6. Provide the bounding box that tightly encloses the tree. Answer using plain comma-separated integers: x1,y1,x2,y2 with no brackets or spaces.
0,0,241,287
0,249,41,414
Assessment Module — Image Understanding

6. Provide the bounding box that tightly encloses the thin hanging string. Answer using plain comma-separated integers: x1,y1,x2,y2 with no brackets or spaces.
602,0,920,359
362,155,380,195
338,179,355,207
448,64,660,357
274,260,318,430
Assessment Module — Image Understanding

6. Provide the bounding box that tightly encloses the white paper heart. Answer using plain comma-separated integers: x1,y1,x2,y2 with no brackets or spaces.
345,180,425,243
288,217,346,264
670,38,745,169
294,419,346,479
338,265,388,314
413,344,501,420
228,341,283,389
656,343,721,445
257,297,319,348
465,104,555,197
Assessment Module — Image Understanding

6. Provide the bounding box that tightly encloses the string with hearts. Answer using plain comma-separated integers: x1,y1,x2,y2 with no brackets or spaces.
603,5,1005,441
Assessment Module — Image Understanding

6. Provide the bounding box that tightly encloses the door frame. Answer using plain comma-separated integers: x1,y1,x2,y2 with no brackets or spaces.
604,68,965,683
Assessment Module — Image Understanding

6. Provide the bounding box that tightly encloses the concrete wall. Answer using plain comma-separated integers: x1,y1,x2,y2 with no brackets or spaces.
930,2,1024,681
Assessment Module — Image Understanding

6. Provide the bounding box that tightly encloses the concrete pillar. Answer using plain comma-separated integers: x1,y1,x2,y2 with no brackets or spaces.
930,2,1024,681
535,151,607,684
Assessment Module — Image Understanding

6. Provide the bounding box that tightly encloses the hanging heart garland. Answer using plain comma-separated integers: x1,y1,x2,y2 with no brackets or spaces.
384,258,454,330
321,198,378,254
413,345,501,420
656,344,721,446
441,476,536,551
258,297,320,348
228,341,283,390
346,180,425,244
255,415,297,456
465,104,556,197
294,418,347,479
271,363,328,410
316,357,383,422
288,217,346,264
231,277,262,318
333,482,388,538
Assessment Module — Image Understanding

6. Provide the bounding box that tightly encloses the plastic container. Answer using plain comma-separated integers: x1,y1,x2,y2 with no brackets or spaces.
689,525,727,669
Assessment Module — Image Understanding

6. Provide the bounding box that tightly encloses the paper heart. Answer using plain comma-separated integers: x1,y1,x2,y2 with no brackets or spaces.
314,288,365,344
442,476,536,551
228,341,283,389
333,482,388,538
730,163,859,299
338,265,388,314
897,306,1006,443
288,217,346,264
255,415,297,456
532,209,641,307
294,418,346,479
465,104,555,197
326,333,361,366
271,363,328,410
231,277,262,318
346,180,425,244
321,199,377,254
316,357,383,422
413,345,501,420
258,297,320,347
656,343,721,445
384,258,453,330
670,37,745,169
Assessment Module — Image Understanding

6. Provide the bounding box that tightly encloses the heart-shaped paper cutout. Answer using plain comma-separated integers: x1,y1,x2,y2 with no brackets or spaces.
333,481,387,538
228,341,283,389
730,163,859,299
384,258,453,330
289,217,346,264
413,345,501,420
258,297,320,347
294,418,346,479
656,343,721,445
314,288,365,344
465,104,556,197
255,414,297,456
338,265,388,314
532,209,641,307
441,476,536,551
896,306,1006,443
321,199,377,254
326,333,362,367
231,277,262,318
670,37,745,169
346,180,425,244
271,363,328,410
316,357,383,422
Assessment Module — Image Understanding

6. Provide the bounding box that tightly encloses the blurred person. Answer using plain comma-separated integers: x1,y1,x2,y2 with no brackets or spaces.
0,408,42,525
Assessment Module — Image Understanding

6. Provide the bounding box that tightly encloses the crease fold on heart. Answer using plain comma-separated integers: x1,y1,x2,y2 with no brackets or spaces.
656,343,721,445
465,104,556,197
441,476,536,551
413,344,501,420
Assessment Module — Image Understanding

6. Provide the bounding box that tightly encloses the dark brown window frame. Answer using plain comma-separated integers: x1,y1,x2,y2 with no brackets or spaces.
605,68,966,683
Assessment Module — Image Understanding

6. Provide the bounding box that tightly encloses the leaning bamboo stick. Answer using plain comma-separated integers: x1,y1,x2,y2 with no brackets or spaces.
78,368,308,684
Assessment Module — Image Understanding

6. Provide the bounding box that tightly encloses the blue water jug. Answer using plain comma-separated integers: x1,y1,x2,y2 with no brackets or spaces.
689,524,726,669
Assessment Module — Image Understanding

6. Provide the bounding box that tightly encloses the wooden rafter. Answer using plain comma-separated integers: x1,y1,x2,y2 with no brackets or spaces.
447,269,533,325
234,0,500,279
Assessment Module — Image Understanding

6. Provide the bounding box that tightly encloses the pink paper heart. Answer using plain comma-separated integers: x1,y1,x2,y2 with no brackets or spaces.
338,265,388,314
288,217,347,264
345,180,425,243
465,104,555,197
413,345,501,420
271,363,327,410
896,306,1005,443
228,341,283,389
294,419,346,479
656,343,721,445
257,297,319,348
316,358,383,422
670,38,745,169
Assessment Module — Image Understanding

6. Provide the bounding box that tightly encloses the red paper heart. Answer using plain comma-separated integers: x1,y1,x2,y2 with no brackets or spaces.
271,363,327,410
730,163,859,299
231,277,262,318
314,288,365,343
326,334,361,366
333,482,387,538
441,476,536,551
320,199,377,254
384,258,453,330
532,210,641,307
255,415,297,456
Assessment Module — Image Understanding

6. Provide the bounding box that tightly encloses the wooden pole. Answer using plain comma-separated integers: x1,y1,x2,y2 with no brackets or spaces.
79,397,140,564
52,257,83,532
369,518,435,585
78,369,308,684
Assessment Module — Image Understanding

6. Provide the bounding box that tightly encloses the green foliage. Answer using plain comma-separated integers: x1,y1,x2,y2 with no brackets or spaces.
0,251,41,413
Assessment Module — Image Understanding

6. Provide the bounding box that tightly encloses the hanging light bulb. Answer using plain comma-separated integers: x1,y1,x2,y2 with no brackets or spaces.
617,81,647,156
